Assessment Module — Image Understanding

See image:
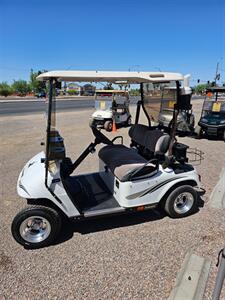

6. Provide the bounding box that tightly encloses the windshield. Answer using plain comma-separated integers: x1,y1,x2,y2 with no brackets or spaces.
95,91,129,111
160,109,174,115
202,100,225,117
95,100,112,111
143,81,177,123
201,111,225,125
206,91,225,102
45,80,65,183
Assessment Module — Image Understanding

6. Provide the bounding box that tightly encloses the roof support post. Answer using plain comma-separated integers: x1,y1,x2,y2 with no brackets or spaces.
140,83,151,127
45,78,54,186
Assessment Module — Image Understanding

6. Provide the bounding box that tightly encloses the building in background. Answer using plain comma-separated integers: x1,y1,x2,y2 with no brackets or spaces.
81,84,96,96
67,83,81,95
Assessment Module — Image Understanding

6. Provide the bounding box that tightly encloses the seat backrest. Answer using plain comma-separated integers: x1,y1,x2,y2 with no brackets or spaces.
129,124,170,155
128,124,149,146
154,134,171,154
144,130,165,152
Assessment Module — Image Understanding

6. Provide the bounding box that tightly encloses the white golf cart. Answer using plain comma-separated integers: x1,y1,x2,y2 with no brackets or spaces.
158,77,195,135
11,70,205,249
90,90,131,131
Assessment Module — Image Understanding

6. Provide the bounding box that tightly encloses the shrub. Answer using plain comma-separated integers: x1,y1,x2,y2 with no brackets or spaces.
12,80,31,96
130,89,140,96
0,82,13,97
67,89,79,95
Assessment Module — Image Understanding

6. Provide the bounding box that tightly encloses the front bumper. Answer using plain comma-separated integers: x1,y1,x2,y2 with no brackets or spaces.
199,122,225,135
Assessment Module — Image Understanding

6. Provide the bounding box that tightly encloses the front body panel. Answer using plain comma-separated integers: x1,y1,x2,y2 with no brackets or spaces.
17,152,80,217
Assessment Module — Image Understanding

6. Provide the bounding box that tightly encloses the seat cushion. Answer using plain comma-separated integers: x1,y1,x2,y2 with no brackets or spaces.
98,145,157,181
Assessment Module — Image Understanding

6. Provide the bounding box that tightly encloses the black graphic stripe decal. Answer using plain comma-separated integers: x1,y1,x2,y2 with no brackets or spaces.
126,176,186,200
140,177,185,197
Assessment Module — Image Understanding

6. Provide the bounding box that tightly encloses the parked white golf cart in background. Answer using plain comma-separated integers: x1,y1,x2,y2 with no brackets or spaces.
11,70,205,249
158,75,195,135
89,90,131,131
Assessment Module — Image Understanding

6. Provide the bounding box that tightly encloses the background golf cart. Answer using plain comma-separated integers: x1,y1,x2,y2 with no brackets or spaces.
196,87,225,140
156,77,195,135
89,90,131,131
158,101,195,135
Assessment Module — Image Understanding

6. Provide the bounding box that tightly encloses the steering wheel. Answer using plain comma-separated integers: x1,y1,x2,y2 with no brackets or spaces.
91,126,113,145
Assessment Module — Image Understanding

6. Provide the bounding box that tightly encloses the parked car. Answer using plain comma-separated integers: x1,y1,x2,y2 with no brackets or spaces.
35,91,46,98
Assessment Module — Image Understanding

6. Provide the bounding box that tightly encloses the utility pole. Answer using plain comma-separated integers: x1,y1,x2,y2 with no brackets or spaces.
214,62,220,86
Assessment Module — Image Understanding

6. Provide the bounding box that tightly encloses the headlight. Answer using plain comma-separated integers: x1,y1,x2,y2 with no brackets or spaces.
201,118,208,123
220,120,225,124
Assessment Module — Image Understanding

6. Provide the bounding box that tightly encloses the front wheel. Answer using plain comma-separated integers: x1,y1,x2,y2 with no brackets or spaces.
104,120,113,132
164,185,198,218
11,205,62,249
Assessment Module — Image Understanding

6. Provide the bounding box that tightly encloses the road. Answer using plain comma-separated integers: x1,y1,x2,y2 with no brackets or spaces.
0,96,203,116
0,98,95,116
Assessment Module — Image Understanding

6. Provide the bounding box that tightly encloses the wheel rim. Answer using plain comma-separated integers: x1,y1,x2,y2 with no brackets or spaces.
173,192,194,214
19,216,51,243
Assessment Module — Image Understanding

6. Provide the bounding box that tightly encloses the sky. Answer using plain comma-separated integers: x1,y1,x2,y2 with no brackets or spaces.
0,0,224,85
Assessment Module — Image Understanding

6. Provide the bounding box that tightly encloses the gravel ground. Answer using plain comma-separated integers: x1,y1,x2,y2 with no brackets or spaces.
1,100,225,299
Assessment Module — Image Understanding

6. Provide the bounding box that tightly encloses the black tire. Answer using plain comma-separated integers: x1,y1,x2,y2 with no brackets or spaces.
11,205,62,249
189,115,195,129
164,185,197,218
104,120,113,132
223,131,225,141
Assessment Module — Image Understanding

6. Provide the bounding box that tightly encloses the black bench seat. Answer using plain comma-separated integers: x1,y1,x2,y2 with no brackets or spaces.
98,144,158,182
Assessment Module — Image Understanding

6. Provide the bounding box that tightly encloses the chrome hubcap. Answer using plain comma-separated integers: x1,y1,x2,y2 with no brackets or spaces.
173,192,194,214
19,216,51,243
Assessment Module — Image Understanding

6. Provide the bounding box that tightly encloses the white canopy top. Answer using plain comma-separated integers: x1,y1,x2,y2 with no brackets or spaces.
37,70,184,83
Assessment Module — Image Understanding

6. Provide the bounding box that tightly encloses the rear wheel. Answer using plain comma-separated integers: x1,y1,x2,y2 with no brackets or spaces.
104,120,113,132
11,205,62,249
164,185,197,218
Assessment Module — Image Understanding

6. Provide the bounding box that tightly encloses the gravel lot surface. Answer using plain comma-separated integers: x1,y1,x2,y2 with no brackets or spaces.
1,100,225,299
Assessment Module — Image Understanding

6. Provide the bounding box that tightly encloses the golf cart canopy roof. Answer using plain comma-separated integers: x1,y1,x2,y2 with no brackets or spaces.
37,70,184,83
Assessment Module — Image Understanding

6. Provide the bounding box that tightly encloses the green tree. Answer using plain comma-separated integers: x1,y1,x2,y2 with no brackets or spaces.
130,88,140,96
30,69,47,94
12,80,31,96
194,84,208,95
0,82,13,97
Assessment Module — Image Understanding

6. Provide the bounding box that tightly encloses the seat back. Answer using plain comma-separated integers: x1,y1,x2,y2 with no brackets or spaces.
129,124,171,159
128,124,149,146
154,134,171,154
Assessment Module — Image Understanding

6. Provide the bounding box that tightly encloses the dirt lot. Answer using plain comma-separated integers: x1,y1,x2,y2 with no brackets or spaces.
1,100,225,299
